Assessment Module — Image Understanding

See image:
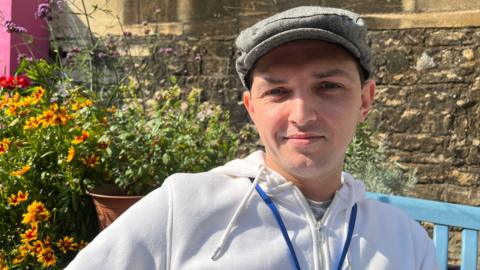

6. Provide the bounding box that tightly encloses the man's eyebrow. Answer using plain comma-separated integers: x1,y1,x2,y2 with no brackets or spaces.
258,74,287,84
312,68,356,81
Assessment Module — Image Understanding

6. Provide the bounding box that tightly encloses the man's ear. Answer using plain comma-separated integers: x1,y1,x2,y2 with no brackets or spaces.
358,79,375,122
243,90,256,123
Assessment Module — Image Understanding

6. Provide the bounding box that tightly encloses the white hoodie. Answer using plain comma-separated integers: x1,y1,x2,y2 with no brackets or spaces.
66,151,439,270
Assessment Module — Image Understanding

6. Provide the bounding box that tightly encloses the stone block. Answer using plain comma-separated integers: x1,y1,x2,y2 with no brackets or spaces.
394,109,423,132
451,169,478,186
426,30,472,46
418,70,464,84
410,153,453,164
391,134,446,153
413,183,480,205
421,111,453,135
413,164,446,184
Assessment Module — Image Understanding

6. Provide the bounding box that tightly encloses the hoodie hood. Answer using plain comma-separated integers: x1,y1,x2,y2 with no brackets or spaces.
211,150,366,206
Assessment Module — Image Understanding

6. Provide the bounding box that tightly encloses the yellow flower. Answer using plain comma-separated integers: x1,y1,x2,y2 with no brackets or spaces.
81,153,100,168
17,96,33,107
23,116,41,130
8,191,29,206
40,109,56,128
12,245,29,265
10,164,31,177
20,222,38,243
30,240,44,255
0,138,11,155
5,102,18,116
56,107,73,125
0,94,8,110
77,240,88,250
22,201,50,224
56,236,77,253
107,105,116,113
67,146,75,162
72,130,89,144
32,86,45,103
37,247,56,267
71,99,93,111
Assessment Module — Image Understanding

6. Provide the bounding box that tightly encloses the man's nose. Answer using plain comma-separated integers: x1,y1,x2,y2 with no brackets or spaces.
288,96,317,126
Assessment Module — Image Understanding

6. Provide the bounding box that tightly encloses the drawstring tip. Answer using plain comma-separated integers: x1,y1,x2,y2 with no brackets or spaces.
211,247,222,261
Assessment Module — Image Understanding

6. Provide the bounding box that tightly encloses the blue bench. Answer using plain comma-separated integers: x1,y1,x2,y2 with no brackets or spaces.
366,192,480,270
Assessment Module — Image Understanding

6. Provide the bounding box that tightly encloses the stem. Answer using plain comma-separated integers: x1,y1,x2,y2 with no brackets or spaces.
115,16,146,116
79,0,97,92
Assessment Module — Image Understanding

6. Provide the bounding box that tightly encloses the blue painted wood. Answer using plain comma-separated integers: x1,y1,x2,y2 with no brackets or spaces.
461,229,478,270
366,192,480,269
365,192,480,230
433,225,448,270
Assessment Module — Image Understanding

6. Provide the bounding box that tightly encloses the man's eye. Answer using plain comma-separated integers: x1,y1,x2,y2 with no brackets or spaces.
265,88,287,96
318,82,341,89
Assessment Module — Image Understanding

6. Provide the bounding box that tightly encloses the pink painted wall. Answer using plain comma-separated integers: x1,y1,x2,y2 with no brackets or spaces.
0,0,49,75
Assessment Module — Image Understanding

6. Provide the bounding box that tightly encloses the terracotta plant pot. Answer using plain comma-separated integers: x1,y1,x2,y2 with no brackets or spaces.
87,184,143,230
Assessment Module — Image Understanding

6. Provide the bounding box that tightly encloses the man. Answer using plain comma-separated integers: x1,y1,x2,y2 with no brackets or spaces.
66,6,438,270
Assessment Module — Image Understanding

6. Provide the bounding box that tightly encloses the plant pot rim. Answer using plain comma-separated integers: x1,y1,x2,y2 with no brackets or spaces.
86,190,143,199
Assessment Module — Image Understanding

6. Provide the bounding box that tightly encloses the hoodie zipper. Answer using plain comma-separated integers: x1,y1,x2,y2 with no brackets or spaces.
292,187,335,270
293,187,342,270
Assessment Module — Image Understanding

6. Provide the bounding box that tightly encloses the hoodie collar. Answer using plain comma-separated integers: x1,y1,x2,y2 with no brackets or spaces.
210,150,365,206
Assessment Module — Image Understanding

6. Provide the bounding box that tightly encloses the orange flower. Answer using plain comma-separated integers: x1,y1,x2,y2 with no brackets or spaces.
72,130,89,144
77,240,88,250
56,236,78,253
22,201,50,224
5,102,18,116
12,245,29,265
40,109,56,127
81,153,100,168
20,222,38,243
23,116,41,130
17,96,34,107
8,191,29,206
30,240,44,255
71,99,93,111
32,86,45,102
0,138,11,155
37,247,56,267
0,94,8,110
56,107,73,125
10,164,31,177
67,146,75,162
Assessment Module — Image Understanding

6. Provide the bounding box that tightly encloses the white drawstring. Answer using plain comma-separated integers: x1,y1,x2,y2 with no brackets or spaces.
211,165,266,260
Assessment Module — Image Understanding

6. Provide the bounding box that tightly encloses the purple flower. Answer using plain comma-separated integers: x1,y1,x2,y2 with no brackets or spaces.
194,54,202,61
97,52,107,59
159,47,174,54
17,53,33,63
123,31,132,37
36,3,52,21
4,20,27,33
55,0,66,9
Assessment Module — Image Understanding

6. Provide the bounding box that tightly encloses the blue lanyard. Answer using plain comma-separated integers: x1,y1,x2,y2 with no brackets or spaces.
255,183,357,270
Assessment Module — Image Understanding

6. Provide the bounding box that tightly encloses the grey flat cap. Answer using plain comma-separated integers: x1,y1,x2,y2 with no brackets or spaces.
235,6,372,89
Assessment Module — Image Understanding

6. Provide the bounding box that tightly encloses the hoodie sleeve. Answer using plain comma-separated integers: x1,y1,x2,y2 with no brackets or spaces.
419,227,440,270
65,179,172,270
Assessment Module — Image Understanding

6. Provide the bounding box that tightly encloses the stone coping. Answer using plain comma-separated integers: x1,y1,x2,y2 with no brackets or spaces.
363,10,480,29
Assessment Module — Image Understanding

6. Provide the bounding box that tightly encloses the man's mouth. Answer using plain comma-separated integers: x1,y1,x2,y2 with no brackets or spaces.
284,133,325,144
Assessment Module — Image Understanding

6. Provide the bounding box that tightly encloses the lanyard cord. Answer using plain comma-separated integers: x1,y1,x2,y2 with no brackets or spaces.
254,183,357,270
255,184,302,270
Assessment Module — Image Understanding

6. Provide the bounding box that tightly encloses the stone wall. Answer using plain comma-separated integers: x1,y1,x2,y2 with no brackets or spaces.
369,28,480,205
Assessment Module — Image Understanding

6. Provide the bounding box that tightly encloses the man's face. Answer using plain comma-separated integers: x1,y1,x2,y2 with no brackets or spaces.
243,40,375,183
